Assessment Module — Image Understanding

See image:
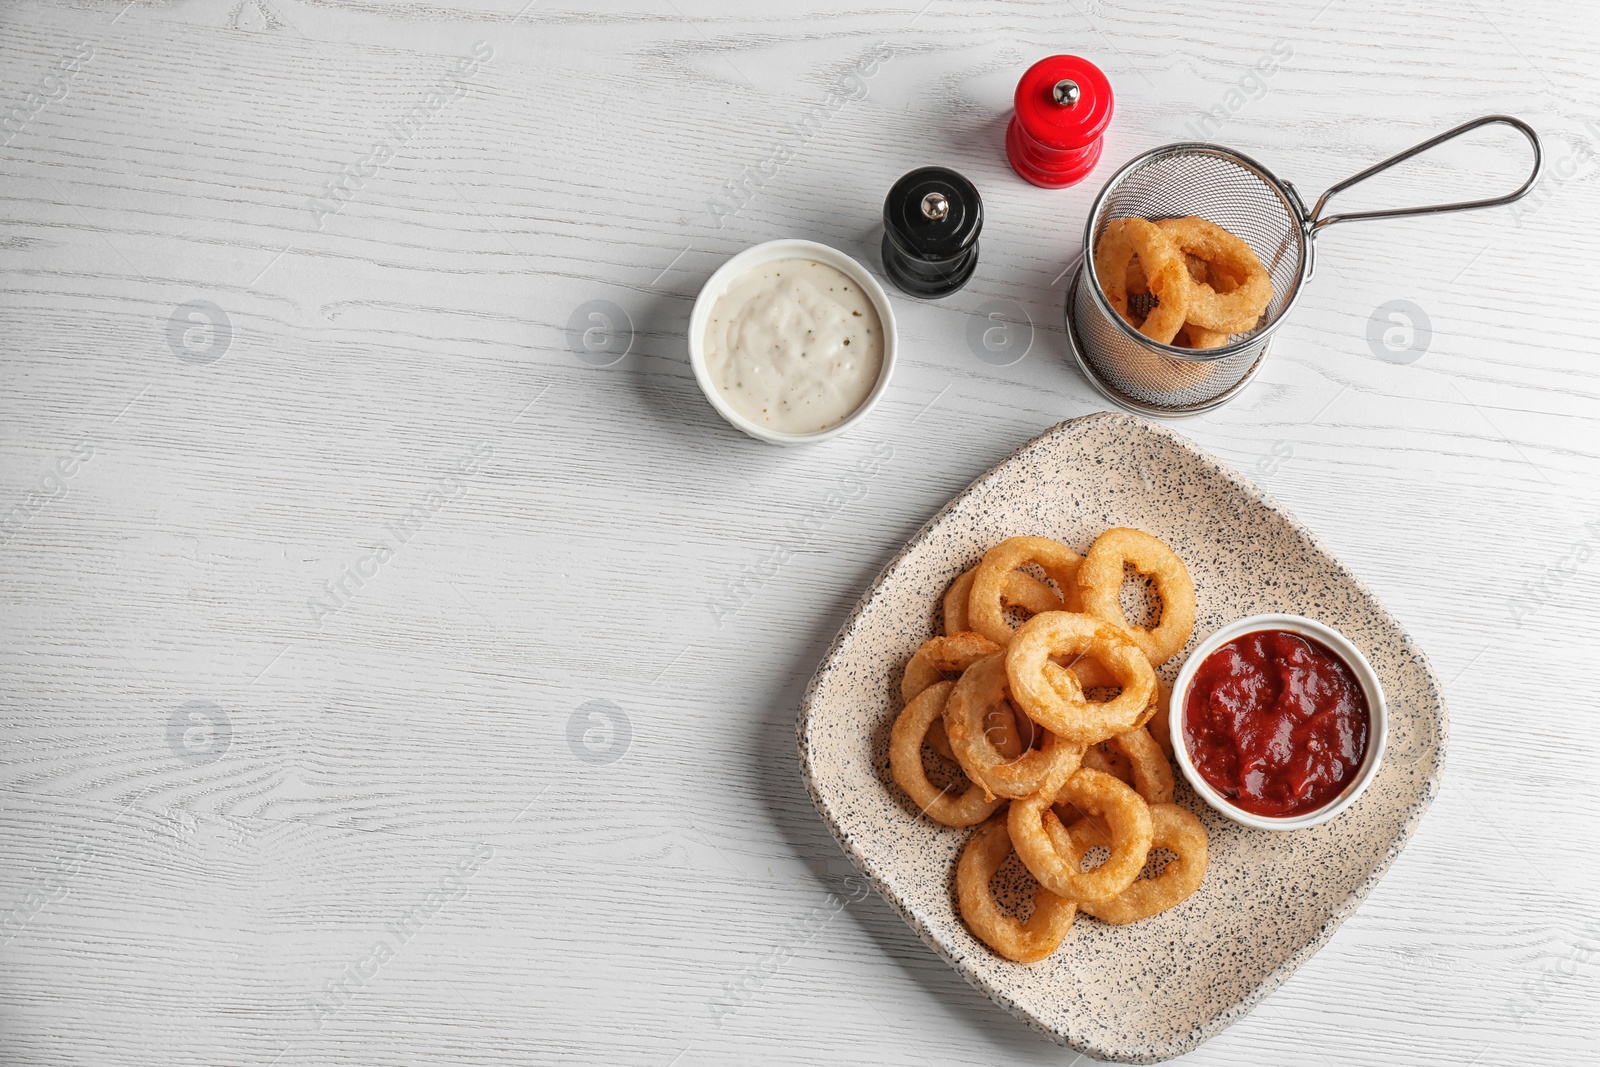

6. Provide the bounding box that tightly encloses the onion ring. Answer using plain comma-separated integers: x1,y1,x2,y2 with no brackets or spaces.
1051,800,1095,830
943,568,977,635
1141,256,1229,350
901,632,1002,706
1095,218,1192,344
1076,527,1196,667
904,623,1069,761
1130,677,1168,733
1119,218,1191,344
1048,635,1125,690
1147,683,1175,762
1081,742,1132,786
1155,216,1273,333
888,680,1003,828
1125,256,1149,297
942,566,1063,637
968,537,1084,647
956,815,1078,963
934,699,1035,765
1171,322,1232,351
1093,218,1138,325
901,631,1004,762
1009,698,1043,752
1078,726,1172,804
1004,612,1156,743
1108,725,1175,805
1206,256,1245,294
946,653,1084,800
1009,767,1153,903
924,718,957,762
985,698,1040,759
1049,802,1208,923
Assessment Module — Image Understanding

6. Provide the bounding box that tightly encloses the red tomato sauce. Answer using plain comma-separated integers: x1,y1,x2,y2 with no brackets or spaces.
1183,629,1369,818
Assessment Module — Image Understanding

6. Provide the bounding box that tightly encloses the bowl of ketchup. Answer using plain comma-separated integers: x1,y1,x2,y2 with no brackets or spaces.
1168,614,1387,831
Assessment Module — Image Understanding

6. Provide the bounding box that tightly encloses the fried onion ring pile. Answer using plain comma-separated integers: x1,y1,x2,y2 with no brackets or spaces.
1092,213,1274,354
883,528,1209,963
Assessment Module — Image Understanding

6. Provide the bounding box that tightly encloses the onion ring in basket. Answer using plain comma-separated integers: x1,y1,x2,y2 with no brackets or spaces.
1048,802,1208,923
1010,767,1153,903
889,680,1003,828
1154,235,1243,290
1095,218,1192,344
1120,218,1192,344
1125,256,1149,297
1155,217,1273,334
1205,254,1245,294
1093,218,1139,325
956,814,1078,963
942,566,1063,637
1171,322,1233,351
1105,276,1231,356
968,537,1084,646
1005,612,1156,743
946,653,1085,800
1076,527,1196,667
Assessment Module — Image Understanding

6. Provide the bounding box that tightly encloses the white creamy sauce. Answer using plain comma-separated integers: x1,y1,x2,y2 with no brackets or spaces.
703,258,885,434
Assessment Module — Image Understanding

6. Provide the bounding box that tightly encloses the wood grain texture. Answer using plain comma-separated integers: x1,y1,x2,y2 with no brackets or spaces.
1,0,1596,1063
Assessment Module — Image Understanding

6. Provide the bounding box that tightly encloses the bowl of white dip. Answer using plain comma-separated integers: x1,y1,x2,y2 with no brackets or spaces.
689,239,898,445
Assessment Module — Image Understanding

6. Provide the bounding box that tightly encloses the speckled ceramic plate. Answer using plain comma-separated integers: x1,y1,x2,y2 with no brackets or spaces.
796,412,1447,1063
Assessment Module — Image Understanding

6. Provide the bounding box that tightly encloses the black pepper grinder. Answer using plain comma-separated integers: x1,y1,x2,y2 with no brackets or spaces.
880,166,983,299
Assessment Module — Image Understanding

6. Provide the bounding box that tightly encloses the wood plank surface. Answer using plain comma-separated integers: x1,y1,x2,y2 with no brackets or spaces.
1,0,1596,1063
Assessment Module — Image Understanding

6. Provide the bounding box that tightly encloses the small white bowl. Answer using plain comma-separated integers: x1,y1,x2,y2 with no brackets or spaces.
1168,613,1388,832
688,239,898,446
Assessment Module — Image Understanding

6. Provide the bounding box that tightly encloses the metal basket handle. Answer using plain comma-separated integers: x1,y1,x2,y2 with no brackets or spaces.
1307,115,1542,234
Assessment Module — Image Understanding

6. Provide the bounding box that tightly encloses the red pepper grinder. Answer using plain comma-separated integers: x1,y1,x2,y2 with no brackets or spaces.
1006,55,1114,188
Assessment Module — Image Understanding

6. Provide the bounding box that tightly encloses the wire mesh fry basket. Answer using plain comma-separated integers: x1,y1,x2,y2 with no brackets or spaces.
1065,115,1543,417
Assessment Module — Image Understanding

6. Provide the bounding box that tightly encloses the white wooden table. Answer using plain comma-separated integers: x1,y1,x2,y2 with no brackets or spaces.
3,1,1596,1063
